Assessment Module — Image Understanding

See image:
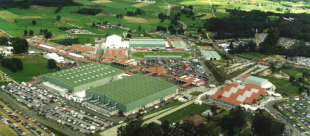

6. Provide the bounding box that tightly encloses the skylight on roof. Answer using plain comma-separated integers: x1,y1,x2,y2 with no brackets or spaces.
67,78,70,79
87,77,90,79
80,74,83,76
104,73,107,74
83,79,86,80
78,80,81,82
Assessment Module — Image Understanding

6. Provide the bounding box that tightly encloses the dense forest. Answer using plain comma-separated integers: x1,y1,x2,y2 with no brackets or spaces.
0,0,81,9
205,9,310,41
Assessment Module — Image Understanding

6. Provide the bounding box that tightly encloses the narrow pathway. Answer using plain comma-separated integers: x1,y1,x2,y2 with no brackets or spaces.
162,0,171,16
208,0,216,18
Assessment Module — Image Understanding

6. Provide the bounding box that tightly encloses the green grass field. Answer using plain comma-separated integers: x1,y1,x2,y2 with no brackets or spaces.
158,103,211,123
236,52,269,61
132,51,191,58
0,57,57,81
256,75,299,97
144,101,183,117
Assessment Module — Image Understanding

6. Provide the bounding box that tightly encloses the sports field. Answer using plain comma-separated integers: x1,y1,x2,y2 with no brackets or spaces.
0,57,58,81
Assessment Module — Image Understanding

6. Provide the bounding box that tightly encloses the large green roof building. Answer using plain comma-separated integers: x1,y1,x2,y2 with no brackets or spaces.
130,39,166,48
42,63,124,93
85,74,177,115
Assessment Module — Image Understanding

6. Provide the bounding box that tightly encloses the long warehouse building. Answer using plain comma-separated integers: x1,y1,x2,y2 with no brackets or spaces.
42,63,124,93
85,74,177,115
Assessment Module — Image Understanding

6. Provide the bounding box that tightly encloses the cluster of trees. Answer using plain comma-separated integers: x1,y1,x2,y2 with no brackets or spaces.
118,114,219,136
77,8,102,15
55,5,63,13
50,38,79,46
40,29,53,39
116,14,123,18
58,27,71,31
24,30,34,36
251,109,285,136
205,9,310,41
56,15,61,20
0,37,8,45
228,41,256,54
156,26,184,35
11,38,28,54
48,59,57,69
0,0,30,9
1,58,23,73
0,0,81,9
117,106,285,136
158,13,167,23
126,8,145,16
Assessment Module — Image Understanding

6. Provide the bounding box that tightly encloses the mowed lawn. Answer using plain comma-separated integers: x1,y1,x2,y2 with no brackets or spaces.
0,123,18,136
256,75,299,97
158,103,211,123
236,52,269,60
282,68,310,79
0,57,57,81
132,51,191,58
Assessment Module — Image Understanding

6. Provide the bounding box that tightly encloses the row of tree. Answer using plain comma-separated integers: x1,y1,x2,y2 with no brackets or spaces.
50,38,79,46
24,30,34,36
0,58,23,73
77,8,102,15
126,8,145,16
55,5,63,13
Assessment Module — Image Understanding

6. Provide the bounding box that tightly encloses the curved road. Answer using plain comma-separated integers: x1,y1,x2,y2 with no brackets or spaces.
0,90,79,136
265,98,301,136
162,0,171,16
177,21,187,30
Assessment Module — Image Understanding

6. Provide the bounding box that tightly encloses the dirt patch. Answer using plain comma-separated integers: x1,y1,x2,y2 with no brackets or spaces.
5,19,14,22
259,69,272,76
20,16,42,19
199,13,213,19
171,6,181,11
0,32,8,37
31,5,56,9
61,17,80,21
216,9,226,13
124,16,148,23
273,73,288,79
68,11,77,14
92,0,112,3
86,5,106,8
132,3,154,8
95,13,109,16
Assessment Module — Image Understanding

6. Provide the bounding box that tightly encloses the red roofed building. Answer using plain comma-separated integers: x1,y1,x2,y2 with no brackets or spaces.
209,83,266,108
258,61,269,66
240,74,250,79
198,46,214,51
104,49,127,58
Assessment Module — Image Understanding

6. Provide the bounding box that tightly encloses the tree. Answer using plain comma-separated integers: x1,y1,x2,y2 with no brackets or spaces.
56,15,61,20
44,31,53,39
40,29,43,34
29,30,34,36
11,38,28,54
31,20,36,25
92,22,96,27
138,26,142,31
299,85,304,94
220,106,245,135
228,42,234,54
127,34,131,38
0,37,8,45
118,113,144,136
289,75,296,82
24,30,28,36
48,59,57,69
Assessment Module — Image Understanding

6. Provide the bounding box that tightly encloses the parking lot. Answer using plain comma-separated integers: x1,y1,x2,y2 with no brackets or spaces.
0,97,54,136
275,96,310,134
40,105,113,135
2,82,60,109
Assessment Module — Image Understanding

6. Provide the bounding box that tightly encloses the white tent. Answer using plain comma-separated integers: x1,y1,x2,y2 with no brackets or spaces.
43,53,64,63
105,35,129,49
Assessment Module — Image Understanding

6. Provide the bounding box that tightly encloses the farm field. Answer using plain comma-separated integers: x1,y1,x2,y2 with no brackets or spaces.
0,56,57,81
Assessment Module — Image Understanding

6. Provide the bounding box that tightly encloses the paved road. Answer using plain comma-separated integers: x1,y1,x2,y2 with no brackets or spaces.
162,0,171,16
265,98,302,136
178,21,187,30
0,90,79,136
